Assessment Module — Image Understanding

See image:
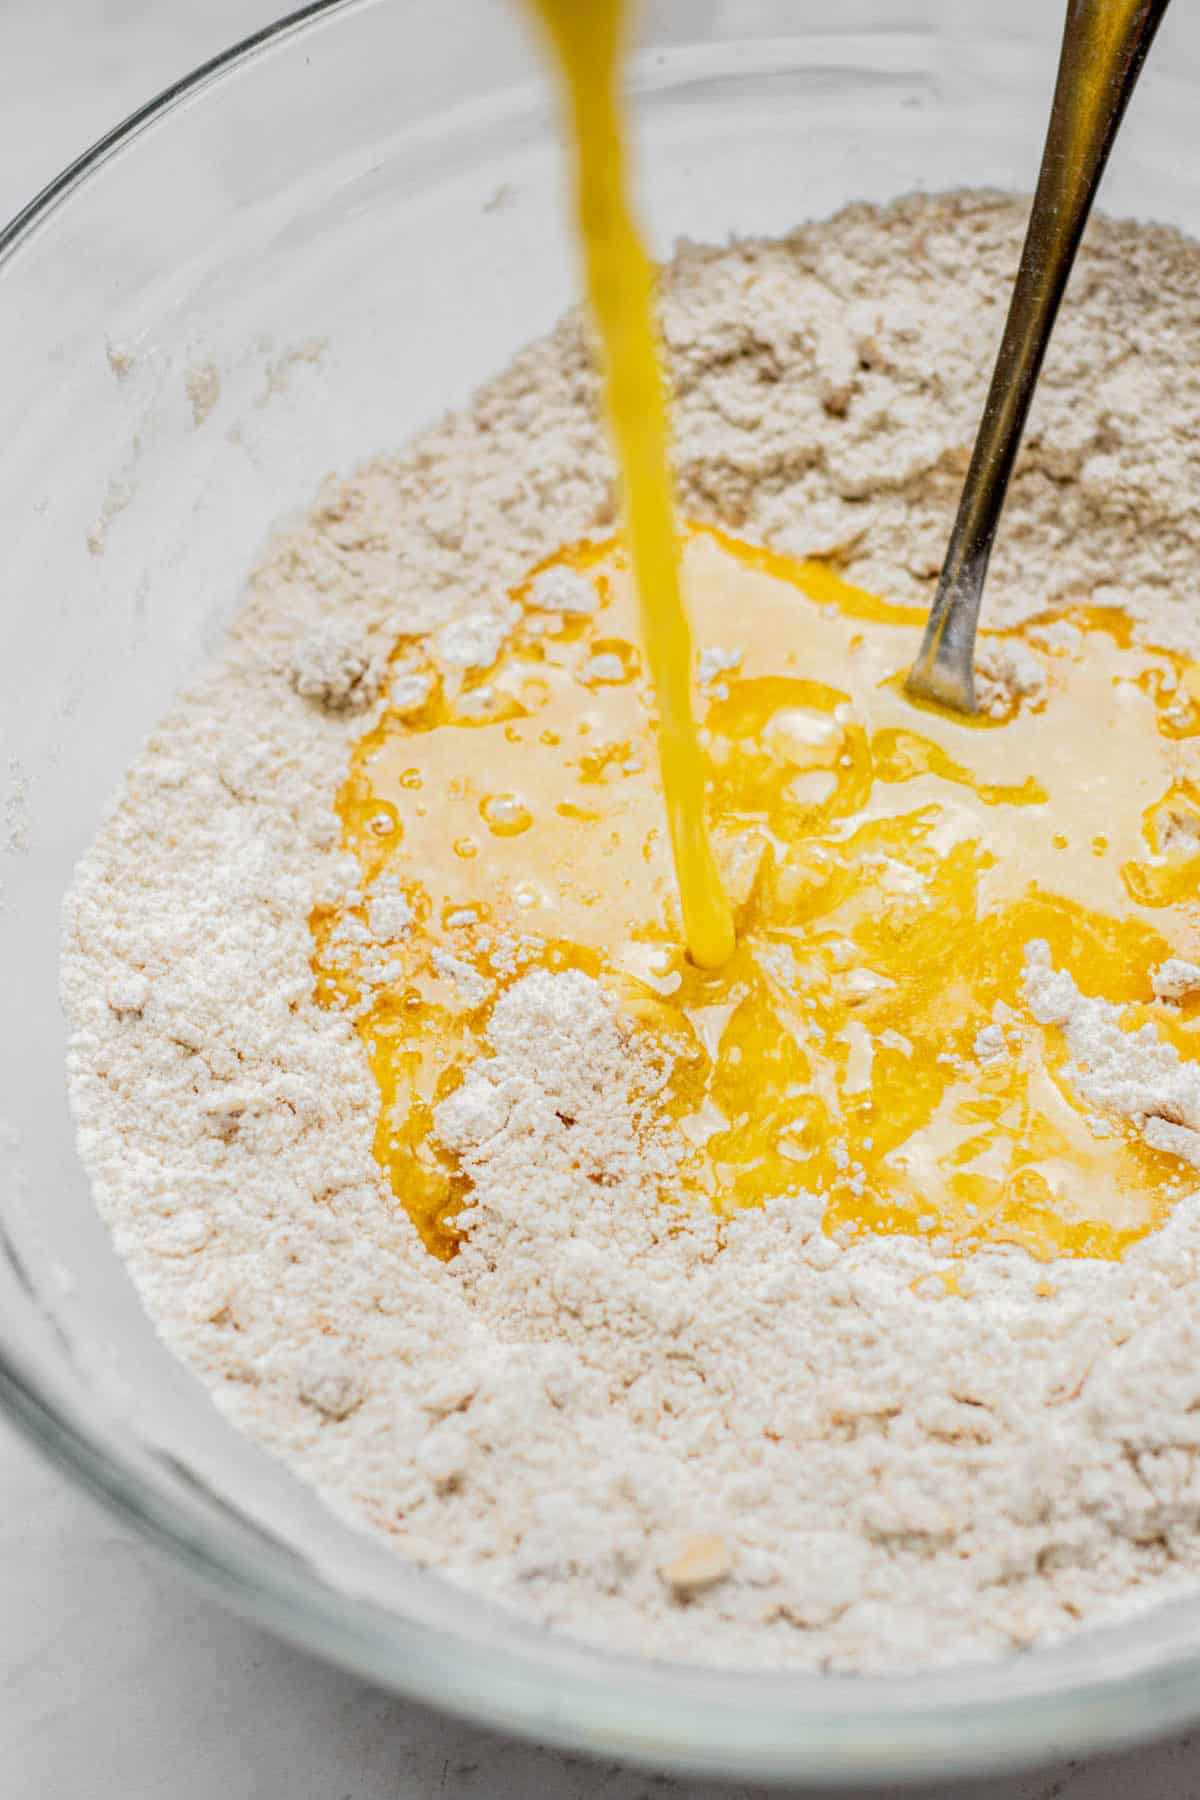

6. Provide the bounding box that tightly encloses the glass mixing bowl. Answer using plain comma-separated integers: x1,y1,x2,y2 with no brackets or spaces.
5,0,1200,1782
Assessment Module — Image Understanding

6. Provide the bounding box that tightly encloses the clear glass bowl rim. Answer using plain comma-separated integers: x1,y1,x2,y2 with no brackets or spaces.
7,0,1200,1782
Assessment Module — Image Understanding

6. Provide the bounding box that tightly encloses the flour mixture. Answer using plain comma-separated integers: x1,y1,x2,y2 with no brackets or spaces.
62,193,1200,1672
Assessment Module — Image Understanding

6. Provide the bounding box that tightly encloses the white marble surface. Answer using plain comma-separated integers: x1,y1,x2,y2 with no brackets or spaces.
8,5,1200,1797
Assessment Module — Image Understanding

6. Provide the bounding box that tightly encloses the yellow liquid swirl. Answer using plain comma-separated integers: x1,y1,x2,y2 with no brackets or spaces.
312,528,1200,1265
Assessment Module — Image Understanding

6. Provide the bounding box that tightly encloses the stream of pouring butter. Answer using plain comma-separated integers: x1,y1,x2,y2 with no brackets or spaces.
307,5,1200,1269
526,0,735,968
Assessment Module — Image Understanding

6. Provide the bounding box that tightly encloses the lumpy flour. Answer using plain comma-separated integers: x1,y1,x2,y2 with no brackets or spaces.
61,194,1200,1671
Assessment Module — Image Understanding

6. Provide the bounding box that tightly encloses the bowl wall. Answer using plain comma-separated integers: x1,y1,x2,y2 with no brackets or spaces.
5,0,1200,1781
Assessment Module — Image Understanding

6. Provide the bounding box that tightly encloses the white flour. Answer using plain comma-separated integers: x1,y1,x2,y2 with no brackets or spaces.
61,192,1200,1671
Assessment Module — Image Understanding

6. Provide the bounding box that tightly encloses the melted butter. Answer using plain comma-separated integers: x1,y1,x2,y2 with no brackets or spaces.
312,527,1200,1262
521,0,733,968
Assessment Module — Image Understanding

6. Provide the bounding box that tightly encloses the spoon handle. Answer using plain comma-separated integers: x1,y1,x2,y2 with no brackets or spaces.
905,0,1170,713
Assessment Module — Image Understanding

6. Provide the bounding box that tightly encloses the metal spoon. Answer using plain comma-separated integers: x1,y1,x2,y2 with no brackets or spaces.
905,0,1171,714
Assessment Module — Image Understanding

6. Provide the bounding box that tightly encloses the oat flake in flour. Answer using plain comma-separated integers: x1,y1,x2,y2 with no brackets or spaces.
62,193,1200,1672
